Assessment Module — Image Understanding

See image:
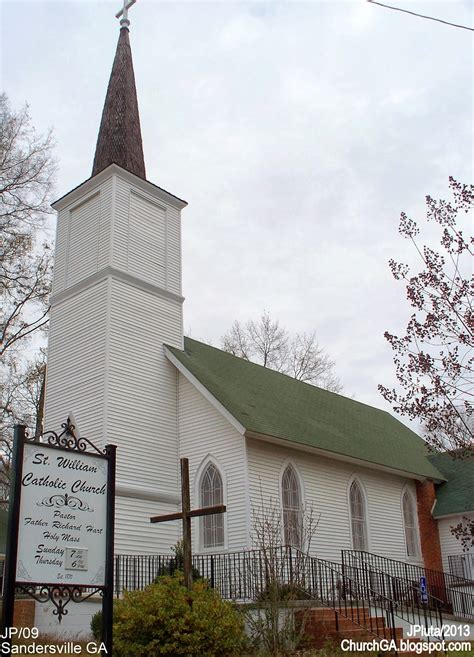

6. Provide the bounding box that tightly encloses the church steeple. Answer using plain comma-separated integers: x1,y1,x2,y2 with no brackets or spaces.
92,24,146,179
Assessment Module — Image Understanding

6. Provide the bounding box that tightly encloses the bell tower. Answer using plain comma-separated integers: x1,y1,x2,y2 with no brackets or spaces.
45,7,186,553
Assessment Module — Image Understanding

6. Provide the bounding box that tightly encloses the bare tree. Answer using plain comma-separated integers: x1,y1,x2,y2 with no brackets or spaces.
245,488,320,655
222,312,342,393
1,93,55,357
0,94,54,504
379,178,473,453
0,351,47,506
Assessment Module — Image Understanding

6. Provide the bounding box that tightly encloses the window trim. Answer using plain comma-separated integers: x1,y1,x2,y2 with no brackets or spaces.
347,476,370,552
195,455,228,552
279,460,304,548
401,486,421,560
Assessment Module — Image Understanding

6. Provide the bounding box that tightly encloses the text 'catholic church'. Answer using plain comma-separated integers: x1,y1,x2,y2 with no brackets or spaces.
41,6,473,639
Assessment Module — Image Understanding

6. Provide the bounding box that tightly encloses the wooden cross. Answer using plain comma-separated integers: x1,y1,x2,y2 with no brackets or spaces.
150,458,226,590
116,0,137,28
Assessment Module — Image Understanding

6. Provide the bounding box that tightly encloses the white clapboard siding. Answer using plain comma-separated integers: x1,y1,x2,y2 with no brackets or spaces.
127,191,165,287
53,177,113,294
177,374,249,552
246,438,421,564
52,173,182,299
44,280,108,443
46,168,186,556
51,201,69,294
111,174,131,270
97,177,114,271
438,514,474,574
111,176,181,295
107,278,182,489
66,190,100,287
115,497,180,555
164,204,182,296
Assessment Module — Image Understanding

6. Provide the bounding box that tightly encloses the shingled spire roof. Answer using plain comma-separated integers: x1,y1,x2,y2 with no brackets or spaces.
92,26,146,179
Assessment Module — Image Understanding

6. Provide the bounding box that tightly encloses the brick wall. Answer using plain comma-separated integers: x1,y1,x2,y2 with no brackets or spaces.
13,599,36,628
415,480,443,572
415,480,449,603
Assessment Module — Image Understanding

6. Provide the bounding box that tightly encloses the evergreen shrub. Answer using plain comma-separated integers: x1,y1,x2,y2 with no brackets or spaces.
113,572,248,656
90,609,102,641
154,540,202,582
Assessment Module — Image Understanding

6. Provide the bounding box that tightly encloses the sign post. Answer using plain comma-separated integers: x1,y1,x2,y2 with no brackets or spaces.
1,425,26,641
1,419,116,656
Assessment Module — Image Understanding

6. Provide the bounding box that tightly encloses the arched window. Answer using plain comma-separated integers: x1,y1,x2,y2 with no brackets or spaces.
200,463,224,548
349,479,368,551
282,465,302,547
402,491,418,558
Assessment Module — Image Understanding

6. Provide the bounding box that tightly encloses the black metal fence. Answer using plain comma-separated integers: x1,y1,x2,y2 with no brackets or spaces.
449,553,474,581
341,553,446,628
115,546,460,640
115,547,399,640
343,549,474,621
115,554,174,596
115,548,311,600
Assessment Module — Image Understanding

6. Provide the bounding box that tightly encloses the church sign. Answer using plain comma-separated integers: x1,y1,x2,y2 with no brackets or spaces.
17,442,108,587
1,419,116,656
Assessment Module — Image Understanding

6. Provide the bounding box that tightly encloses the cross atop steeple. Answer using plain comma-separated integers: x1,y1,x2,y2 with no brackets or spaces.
116,0,137,29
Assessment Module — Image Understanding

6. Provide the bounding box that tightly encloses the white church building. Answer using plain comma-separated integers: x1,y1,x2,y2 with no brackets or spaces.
42,11,473,632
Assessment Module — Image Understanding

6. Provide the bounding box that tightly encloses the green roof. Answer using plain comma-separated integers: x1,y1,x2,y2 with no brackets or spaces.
429,452,474,517
167,338,445,481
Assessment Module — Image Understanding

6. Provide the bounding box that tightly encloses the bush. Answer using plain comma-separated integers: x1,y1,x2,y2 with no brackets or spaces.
256,580,311,601
90,609,102,641
113,572,248,656
154,540,202,582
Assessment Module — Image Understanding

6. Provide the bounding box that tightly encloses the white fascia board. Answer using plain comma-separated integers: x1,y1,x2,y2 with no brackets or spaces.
164,346,246,436
434,510,474,520
52,164,187,212
245,431,443,482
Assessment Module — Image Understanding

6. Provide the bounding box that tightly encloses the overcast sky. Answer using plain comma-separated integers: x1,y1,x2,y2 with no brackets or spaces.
2,0,472,422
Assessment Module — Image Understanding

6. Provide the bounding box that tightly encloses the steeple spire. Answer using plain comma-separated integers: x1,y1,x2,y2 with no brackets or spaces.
92,13,146,180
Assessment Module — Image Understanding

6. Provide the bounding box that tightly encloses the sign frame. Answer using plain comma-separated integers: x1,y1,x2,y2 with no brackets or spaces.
1,420,116,656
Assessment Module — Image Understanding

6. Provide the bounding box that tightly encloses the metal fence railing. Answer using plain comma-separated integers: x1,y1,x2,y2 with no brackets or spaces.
343,549,474,621
115,546,458,641
449,553,474,582
116,547,400,641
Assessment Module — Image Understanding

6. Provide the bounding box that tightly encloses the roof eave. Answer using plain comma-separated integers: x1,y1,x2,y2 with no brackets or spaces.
433,509,474,520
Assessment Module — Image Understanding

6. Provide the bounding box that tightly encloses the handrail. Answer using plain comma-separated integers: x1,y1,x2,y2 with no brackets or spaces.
342,549,474,586
276,547,399,641
341,551,445,635
342,549,474,622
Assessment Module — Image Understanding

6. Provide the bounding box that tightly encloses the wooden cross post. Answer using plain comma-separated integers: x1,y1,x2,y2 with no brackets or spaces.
150,458,226,590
